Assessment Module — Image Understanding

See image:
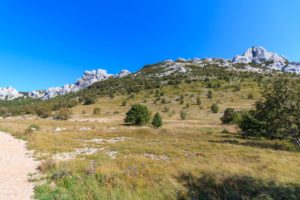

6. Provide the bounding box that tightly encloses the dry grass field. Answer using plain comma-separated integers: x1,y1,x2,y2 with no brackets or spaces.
0,81,299,199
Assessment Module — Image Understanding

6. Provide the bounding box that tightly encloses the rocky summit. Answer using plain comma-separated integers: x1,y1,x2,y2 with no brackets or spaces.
28,69,131,100
0,87,23,100
0,46,299,101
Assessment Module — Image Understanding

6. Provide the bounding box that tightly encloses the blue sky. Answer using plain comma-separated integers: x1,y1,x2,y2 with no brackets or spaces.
0,0,299,91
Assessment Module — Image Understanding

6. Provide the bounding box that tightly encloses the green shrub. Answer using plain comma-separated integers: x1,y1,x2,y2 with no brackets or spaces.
233,84,241,91
56,108,72,120
211,103,219,113
36,107,52,118
207,90,213,99
247,93,254,99
25,124,40,134
179,95,184,105
221,108,240,124
83,96,96,105
238,111,266,137
180,110,187,120
163,106,170,113
152,112,162,128
124,104,151,125
239,77,300,145
93,108,101,115
121,100,127,106
196,97,201,105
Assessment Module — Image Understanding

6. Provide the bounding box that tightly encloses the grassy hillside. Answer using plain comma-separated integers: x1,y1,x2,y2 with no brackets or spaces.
0,74,299,199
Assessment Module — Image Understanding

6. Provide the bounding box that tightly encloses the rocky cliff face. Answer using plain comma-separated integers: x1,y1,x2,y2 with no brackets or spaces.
1,46,299,101
28,69,131,100
233,46,288,70
0,87,23,100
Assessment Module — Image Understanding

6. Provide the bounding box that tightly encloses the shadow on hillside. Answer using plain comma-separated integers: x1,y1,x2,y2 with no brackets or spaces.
209,136,299,152
177,173,300,200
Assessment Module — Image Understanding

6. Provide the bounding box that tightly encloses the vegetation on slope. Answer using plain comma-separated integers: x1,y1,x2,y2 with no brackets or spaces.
0,64,299,199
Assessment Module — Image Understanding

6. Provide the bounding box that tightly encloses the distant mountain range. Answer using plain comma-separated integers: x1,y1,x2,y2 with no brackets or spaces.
0,46,299,101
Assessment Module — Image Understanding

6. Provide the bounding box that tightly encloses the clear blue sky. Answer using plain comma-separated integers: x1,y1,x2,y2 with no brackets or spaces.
0,0,299,91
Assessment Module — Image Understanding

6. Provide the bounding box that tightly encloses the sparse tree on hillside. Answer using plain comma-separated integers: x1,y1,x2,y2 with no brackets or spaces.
124,104,151,125
239,76,300,146
152,112,162,128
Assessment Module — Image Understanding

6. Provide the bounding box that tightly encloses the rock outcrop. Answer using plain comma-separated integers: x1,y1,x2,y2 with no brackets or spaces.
1,46,299,101
233,47,300,73
28,69,130,100
0,87,23,100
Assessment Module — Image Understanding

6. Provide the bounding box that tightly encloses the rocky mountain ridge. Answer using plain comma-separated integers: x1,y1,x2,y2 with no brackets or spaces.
0,69,131,100
0,46,299,101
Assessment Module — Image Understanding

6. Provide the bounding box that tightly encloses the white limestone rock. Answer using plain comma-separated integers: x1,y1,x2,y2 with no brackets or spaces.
75,69,112,89
283,63,300,74
0,87,23,100
233,46,288,71
34,69,130,100
160,62,188,76
116,70,131,78
28,90,46,99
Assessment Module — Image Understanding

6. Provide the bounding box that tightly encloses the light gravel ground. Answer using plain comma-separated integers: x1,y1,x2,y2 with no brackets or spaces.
0,131,38,200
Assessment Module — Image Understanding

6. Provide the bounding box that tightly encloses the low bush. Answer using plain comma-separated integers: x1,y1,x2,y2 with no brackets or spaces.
55,108,72,120
25,124,41,134
180,110,187,120
36,106,52,118
93,108,101,115
211,103,219,113
221,108,241,124
207,90,213,99
152,112,162,128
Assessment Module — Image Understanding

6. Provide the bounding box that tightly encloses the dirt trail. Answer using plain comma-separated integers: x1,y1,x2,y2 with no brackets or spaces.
0,131,38,200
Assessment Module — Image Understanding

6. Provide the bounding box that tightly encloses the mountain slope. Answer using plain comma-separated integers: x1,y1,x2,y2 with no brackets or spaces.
0,46,299,101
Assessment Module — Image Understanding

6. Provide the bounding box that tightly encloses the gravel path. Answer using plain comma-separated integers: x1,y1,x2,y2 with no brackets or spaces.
0,131,38,200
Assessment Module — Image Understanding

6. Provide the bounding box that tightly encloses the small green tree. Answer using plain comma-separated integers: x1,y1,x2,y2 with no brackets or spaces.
180,110,187,120
211,103,219,113
152,112,162,128
93,107,101,115
124,104,151,125
239,76,300,146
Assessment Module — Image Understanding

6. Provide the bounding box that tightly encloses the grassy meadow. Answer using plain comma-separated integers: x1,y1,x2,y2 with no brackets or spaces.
0,79,299,199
